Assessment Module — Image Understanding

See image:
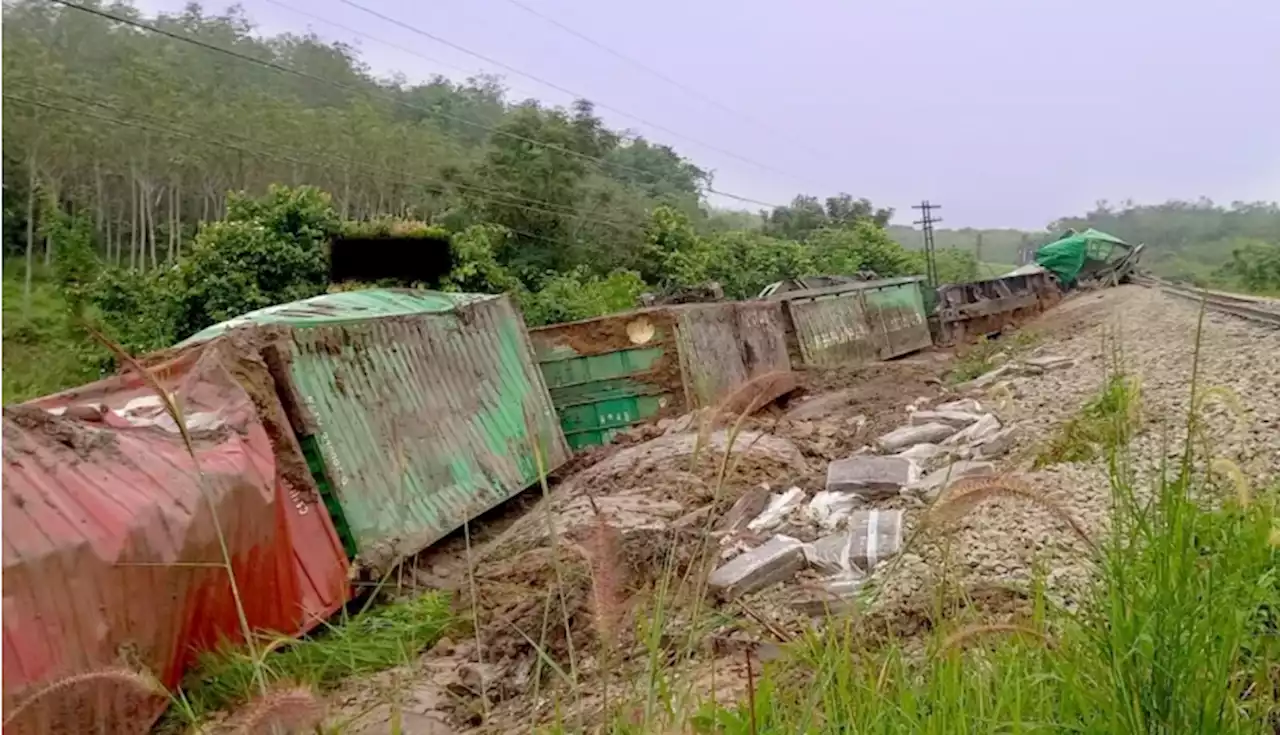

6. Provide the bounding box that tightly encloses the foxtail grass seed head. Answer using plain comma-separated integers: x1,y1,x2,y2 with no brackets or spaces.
936,623,1053,656
583,512,625,647
2,667,168,732
930,476,1095,553
234,686,326,734
1209,457,1252,507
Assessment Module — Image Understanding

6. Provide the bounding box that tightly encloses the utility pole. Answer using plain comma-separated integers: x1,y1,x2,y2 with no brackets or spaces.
912,200,942,287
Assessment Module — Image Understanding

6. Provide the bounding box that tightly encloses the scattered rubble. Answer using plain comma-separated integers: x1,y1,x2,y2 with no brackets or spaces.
708,535,806,600
945,413,1001,446
895,442,953,470
826,455,921,499
805,491,861,531
805,509,904,575
747,487,807,532
877,422,957,452
911,460,997,500
960,365,1013,390
909,409,983,429
972,426,1023,459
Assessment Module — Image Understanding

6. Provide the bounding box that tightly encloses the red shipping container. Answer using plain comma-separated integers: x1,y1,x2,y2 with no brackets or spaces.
2,338,350,730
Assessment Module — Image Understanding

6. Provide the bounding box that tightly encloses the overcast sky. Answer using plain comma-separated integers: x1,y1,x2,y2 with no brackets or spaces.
136,0,1279,229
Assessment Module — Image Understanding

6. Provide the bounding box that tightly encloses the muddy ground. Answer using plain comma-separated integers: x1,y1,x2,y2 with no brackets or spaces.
327,284,1280,734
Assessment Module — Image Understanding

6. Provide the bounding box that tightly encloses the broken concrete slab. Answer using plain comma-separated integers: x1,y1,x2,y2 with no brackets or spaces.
895,442,953,470
716,486,773,534
791,575,865,617
911,460,997,500
944,413,1001,446
747,487,807,532
805,509,904,574
936,398,984,414
959,365,1013,391
909,409,983,429
1024,355,1076,371
784,388,861,421
708,535,805,600
973,426,1024,459
826,455,921,499
877,422,957,452
806,490,861,531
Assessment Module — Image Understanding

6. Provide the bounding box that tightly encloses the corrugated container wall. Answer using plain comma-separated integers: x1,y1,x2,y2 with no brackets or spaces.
933,270,1061,345
3,340,350,733
531,302,791,449
181,289,570,571
768,277,933,367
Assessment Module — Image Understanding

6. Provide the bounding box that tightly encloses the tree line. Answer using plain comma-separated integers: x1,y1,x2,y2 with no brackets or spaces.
2,0,982,401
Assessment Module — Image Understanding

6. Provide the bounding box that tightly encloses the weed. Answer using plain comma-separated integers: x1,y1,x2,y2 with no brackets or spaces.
1033,370,1142,467
179,593,451,720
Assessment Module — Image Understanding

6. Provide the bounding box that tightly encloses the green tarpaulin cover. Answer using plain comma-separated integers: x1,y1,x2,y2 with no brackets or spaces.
1035,229,1130,285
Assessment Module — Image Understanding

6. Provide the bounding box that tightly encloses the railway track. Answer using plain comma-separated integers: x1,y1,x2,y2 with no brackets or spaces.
1133,275,1280,328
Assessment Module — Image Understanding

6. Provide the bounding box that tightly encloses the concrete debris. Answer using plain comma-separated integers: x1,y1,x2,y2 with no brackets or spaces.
826,455,921,499
911,460,997,500
717,486,773,534
790,574,865,617
937,398,984,414
989,351,1010,366
746,487,806,532
784,388,861,421
909,409,983,429
895,442,953,470
805,509,904,575
944,413,1002,446
960,365,1013,391
805,490,862,531
708,535,805,600
1024,355,1076,371
973,426,1024,459
877,422,958,452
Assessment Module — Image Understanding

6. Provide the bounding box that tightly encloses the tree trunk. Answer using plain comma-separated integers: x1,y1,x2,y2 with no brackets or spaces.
130,164,139,270
24,156,37,307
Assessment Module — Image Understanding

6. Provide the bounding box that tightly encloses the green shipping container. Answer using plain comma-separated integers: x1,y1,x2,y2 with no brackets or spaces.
180,289,570,569
530,302,791,449
768,276,933,367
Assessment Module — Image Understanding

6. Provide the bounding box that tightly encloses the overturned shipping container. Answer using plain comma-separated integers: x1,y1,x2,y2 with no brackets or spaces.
766,276,933,367
180,289,570,571
531,301,792,449
933,268,1061,345
3,339,350,733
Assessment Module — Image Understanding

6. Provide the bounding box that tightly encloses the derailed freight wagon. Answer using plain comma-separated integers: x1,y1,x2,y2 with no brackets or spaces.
530,301,791,449
3,338,351,733
764,276,934,367
179,289,570,571
932,267,1061,345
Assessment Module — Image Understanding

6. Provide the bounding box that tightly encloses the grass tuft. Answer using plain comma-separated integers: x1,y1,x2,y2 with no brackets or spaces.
1033,370,1142,467
180,592,452,720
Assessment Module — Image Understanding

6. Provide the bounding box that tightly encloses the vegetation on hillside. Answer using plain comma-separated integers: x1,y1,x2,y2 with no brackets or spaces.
0,0,980,403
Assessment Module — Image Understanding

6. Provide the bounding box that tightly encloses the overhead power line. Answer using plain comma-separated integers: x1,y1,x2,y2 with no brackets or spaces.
338,0,811,186
5,90,646,242
496,0,831,164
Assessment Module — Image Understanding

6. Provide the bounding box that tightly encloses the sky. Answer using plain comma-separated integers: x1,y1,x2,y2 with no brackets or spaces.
136,0,1280,229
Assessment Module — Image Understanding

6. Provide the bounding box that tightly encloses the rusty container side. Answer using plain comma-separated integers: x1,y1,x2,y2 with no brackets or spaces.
674,303,752,406
733,301,792,377
5,341,350,732
530,308,686,449
860,278,934,358
934,271,1061,345
772,277,931,367
268,292,570,568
